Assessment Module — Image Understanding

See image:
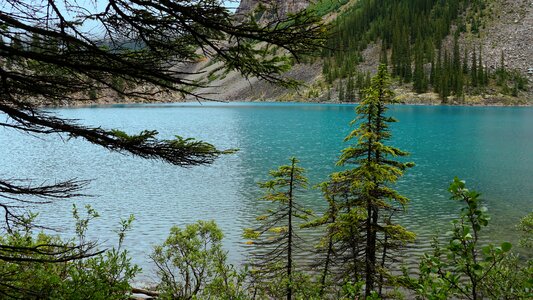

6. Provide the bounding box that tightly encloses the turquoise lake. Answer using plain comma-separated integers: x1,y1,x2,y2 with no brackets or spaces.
1,102,532,279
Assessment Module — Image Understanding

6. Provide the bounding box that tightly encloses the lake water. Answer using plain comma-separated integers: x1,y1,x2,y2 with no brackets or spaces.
1,102,532,280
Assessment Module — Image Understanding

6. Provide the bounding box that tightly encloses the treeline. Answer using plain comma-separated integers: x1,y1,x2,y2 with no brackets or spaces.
412,35,528,101
322,0,473,78
321,0,528,101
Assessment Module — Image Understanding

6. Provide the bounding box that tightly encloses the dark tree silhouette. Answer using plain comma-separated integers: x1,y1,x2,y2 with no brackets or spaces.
0,0,325,263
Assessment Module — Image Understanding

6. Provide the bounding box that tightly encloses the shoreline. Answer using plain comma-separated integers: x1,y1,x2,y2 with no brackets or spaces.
37,87,532,109
40,97,533,109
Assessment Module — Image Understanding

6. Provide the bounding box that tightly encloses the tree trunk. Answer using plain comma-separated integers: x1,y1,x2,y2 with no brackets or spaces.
287,159,295,300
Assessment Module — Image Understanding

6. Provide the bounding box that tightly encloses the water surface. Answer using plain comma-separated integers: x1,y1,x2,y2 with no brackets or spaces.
1,102,532,279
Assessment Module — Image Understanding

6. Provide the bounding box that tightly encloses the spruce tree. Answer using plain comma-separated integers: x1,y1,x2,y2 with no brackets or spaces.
471,49,478,87
346,75,355,102
303,177,351,296
338,81,345,102
440,51,451,102
434,48,442,93
430,58,436,86
478,46,485,87
336,64,415,297
463,47,469,75
244,157,311,300
452,36,463,97
413,37,427,93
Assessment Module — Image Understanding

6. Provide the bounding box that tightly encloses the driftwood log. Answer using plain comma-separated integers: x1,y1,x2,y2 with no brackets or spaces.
131,287,160,299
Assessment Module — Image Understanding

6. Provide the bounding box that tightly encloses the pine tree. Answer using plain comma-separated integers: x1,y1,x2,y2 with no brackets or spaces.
336,64,415,297
477,46,485,87
463,47,469,75
439,50,451,102
244,158,311,300
346,75,355,101
338,81,345,102
434,48,442,93
471,49,478,87
430,58,435,86
413,37,427,93
452,36,463,96
380,40,388,65
303,176,358,296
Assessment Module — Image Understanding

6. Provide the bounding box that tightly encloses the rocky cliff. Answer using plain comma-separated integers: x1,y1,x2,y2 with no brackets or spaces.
235,0,311,21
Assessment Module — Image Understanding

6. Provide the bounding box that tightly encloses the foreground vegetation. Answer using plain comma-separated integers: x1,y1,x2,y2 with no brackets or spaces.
1,66,531,299
1,1,530,298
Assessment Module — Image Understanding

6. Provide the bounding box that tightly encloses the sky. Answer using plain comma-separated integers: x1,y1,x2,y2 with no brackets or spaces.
1,1,241,37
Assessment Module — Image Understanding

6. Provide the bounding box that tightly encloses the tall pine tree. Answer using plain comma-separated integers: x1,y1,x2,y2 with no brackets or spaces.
336,64,415,297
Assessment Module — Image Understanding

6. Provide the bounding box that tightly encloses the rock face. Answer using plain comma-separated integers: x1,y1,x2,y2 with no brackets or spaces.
478,0,533,75
235,0,311,22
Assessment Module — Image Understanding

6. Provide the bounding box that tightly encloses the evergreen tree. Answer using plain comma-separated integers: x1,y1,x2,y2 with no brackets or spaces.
322,0,471,91
244,157,311,300
471,49,478,87
346,75,355,101
499,50,505,73
463,47,469,75
303,176,360,296
434,48,442,93
430,58,435,86
338,81,345,102
440,51,451,102
413,36,427,93
380,41,388,66
452,36,463,96
30,32,42,54
336,64,415,297
477,46,485,87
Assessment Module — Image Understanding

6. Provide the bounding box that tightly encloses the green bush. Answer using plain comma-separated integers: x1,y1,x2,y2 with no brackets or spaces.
0,205,139,299
151,220,249,299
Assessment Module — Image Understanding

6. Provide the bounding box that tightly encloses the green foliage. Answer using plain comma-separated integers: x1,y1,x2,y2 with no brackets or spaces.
481,254,533,299
307,0,350,17
517,211,533,248
405,178,532,300
244,157,312,299
88,88,98,101
108,129,237,163
151,220,248,299
0,206,139,299
320,0,529,99
309,65,415,298
323,0,468,83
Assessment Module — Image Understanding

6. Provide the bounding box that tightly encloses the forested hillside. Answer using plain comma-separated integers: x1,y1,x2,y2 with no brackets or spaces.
200,0,532,104
321,0,531,103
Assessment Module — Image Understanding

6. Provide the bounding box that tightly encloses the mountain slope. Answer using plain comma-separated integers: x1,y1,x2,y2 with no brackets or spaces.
188,0,532,104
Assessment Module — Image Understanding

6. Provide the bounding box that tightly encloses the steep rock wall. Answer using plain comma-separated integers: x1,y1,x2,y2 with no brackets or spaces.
235,0,311,22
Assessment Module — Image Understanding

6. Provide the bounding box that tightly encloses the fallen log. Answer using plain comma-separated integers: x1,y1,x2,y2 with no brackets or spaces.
132,287,160,298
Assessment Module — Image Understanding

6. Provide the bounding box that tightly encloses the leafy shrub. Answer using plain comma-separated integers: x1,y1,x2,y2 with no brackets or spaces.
403,178,532,299
0,205,139,299
151,220,249,299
